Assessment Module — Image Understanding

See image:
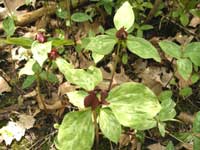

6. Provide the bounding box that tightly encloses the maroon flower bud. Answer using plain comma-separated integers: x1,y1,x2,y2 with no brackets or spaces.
116,27,128,40
48,48,59,60
84,91,100,110
100,90,109,105
35,32,46,43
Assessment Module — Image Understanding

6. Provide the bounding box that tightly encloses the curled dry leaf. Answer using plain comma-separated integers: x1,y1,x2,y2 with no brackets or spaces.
147,143,165,150
58,82,77,96
0,76,11,94
189,16,200,28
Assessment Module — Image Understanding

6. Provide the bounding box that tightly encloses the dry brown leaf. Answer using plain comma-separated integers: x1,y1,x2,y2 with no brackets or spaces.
147,143,165,150
175,71,193,88
133,61,172,95
58,82,77,96
189,16,200,27
18,114,35,129
3,0,26,15
0,76,11,93
119,134,132,147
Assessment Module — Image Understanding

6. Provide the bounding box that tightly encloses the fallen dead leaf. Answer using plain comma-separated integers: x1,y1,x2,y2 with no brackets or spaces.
18,114,35,129
189,16,200,28
147,143,165,150
0,76,11,93
58,82,77,96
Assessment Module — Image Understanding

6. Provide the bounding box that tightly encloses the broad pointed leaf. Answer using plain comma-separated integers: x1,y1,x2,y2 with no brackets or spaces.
127,36,161,62
67,91,88,109
99,108,121,143
3,16,15,37
55,110,94,150
6,37,33,48
177,58,192,80
56,58,102,91
159,41,181,59
86,35,116,55
113,1,135,31
184,42,200,66
158,91,176,121
18,59,35,77
31,41,52,67
107,82,161,130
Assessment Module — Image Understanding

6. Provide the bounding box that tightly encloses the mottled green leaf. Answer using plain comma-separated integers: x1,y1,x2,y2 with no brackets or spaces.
193,112,200,150
55,110,94,150
99,108,121,143
177,58,192,80
127,36,161,62
184,42,200,66
159,41,181,59
107,82,161,130
71,12,92,22
3,16,15,37
5,37,33,48
86,35,116,55
67,91,88,109
166,141,175,150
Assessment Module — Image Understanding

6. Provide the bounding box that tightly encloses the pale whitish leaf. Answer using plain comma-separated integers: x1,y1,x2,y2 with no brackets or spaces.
0,121,25,145
18,59,35,77
86,35,116,55
127,36,161,62
159,41,181,59
67,91,88,109
113,1,135,31
55,110,94,150
107,82,161,130
31,41,52,67
99,108,121,143
184,42,200,66
158,122,166,137
92,53,104,63
0,76,11,94
177,58,192,80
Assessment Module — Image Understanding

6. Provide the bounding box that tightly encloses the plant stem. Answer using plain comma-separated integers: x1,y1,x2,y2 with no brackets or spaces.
108,42,121,91
93,110,99,150
36,73,47,111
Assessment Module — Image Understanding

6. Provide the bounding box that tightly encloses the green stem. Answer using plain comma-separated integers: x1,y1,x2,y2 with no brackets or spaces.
108,42,121,91
93,110,99,150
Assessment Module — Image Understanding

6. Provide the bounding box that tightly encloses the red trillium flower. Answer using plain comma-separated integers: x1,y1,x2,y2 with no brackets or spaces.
116,27,128,40
48,48,59,60
35,32,46,43
84,90,109,110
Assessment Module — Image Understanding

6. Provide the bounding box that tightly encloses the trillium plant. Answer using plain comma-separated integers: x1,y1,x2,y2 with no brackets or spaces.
54,1,176,150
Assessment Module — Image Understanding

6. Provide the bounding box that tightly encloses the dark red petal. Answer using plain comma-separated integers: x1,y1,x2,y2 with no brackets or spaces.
116,27,128,40
84,91,100,110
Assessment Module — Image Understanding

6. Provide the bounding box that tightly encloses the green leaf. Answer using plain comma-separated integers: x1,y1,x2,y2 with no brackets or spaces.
92,53,104,64
127,36,161,62
193,112,200,150
67,91,88,109
55,110,94,150
180,13,189,26
22,75,36,89
113,1,135,31
5,37,33,48
99,108,121,143
56,58,102,91
86,35,116,55
159,41,181,59
158,122,166,137
191,73,199,84
39,71,58,83
177,58,192,80
32,62,42,74
107,82,161,130
18,59,35,77
2,16,15,37
179,87,192,97
140,24,153,30
166,141,175,150
173,132,194,143
52,39,74,47
158,91,176,121
184,42,200,66
31,41,52,67
71,12,92,22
